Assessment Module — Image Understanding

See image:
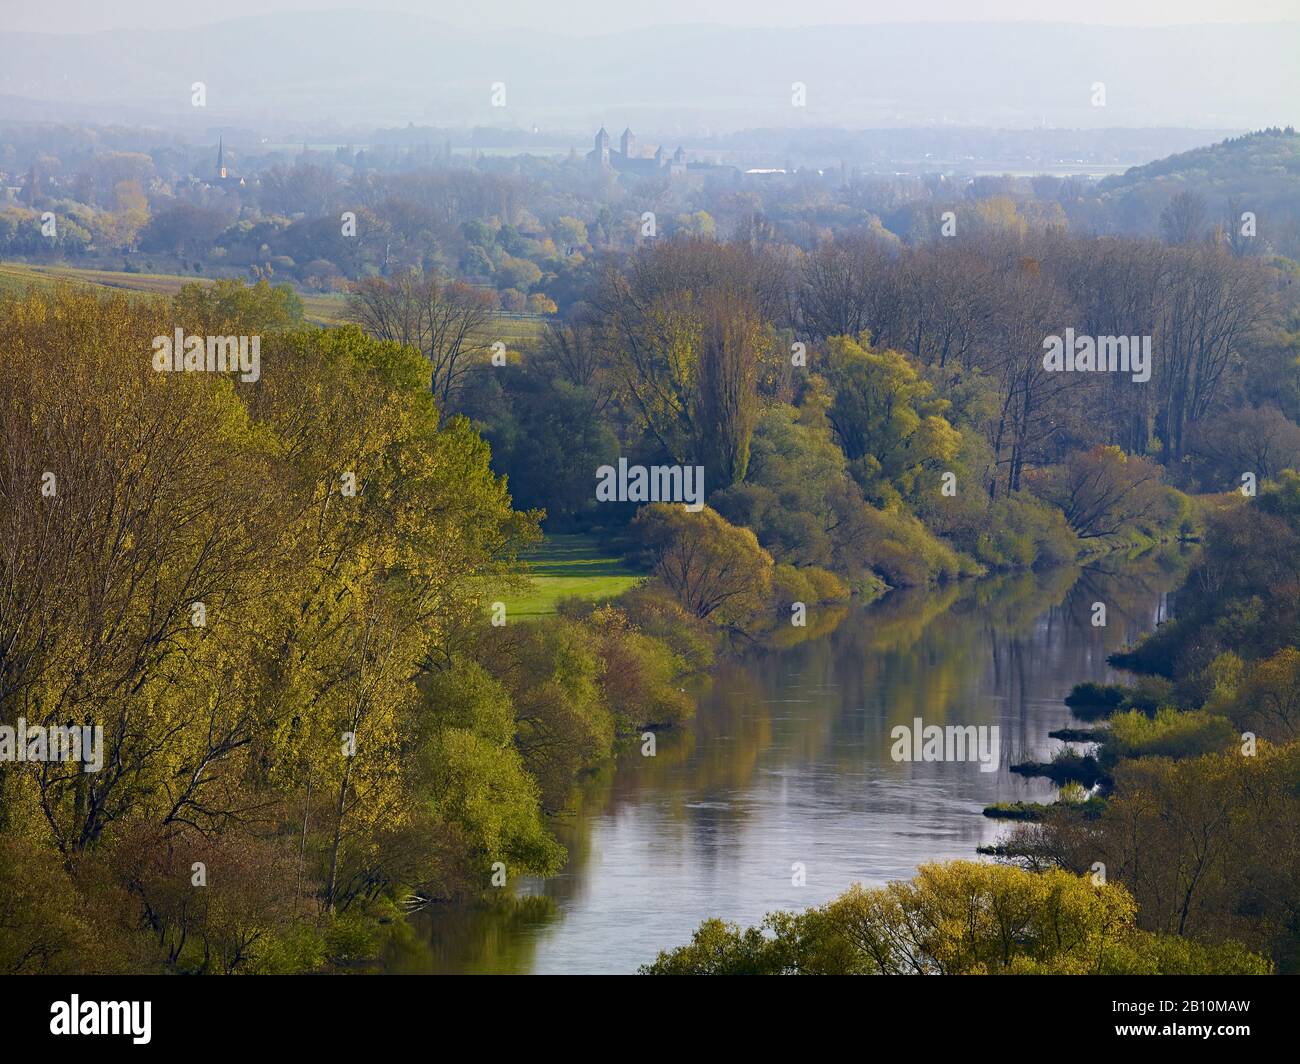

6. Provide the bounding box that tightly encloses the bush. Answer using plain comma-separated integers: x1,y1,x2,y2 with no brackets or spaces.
967,495,1078,570
803,566,850,603
0,835,103,973
1065,682,1128,715
589,607,694,729
619,582,716,673
1103,708,1238,766
641,860,1273,975
771,564,814,609
859,505,967,586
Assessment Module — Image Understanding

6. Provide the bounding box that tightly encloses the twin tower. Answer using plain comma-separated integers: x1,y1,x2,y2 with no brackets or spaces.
588,127,686,176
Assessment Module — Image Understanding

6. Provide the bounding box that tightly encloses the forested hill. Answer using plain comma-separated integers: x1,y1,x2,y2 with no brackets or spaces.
1103,128,1300,189
1094,128,1300,242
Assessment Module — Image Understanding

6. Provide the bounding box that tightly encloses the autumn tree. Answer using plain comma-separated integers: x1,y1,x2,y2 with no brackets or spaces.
1028,445,1167,540
631,505,773,626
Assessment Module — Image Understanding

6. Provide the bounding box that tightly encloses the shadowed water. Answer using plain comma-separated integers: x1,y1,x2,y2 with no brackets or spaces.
393,551,1191,974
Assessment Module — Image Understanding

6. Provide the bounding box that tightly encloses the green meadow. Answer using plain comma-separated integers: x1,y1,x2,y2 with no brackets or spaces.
0,262,546,338
500,533,645,620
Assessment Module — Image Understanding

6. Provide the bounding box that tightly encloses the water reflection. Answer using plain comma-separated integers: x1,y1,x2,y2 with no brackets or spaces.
398,549,1191,974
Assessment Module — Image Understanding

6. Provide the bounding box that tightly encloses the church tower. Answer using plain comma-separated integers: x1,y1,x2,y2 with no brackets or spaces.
217,137,228,180
620,127,636,159
594,127,610,167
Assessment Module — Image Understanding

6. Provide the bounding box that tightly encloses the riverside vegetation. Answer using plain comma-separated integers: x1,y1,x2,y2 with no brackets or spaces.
2,182,1299,972
644,475,1300,975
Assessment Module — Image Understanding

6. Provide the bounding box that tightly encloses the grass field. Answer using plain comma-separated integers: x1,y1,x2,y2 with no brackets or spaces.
0,263,358,319
499,534,646,620
0,261,547,340
0,261,197,298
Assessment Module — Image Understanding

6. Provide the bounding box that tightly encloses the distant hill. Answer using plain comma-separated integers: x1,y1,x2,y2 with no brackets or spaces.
1094,128,1300,251
1102,127,1300,191
0,14,1297,133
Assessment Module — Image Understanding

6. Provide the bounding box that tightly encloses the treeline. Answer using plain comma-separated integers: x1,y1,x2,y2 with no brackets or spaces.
10,129,1299,304
0,283,704,973
453,229,1295,593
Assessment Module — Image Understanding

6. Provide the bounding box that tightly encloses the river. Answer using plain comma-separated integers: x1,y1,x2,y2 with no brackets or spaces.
391,550,1190,974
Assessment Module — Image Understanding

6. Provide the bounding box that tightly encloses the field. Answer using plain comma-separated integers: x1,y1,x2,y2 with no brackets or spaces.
0,261,351,324
0,261,546,341
0,261,195,297
499,534,646,620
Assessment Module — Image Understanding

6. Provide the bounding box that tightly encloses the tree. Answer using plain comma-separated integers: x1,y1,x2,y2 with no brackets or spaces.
1160,190,1208,245
91,180,150,250
588,239,787,466
0,283,546,968
553,216,588,249
174,277,304,333
712,403,853,570
799,232,899,343
345,270,495,417
984,258,1074,496
693,289,764,488
1153,246,1273,463
1233,648,1300,741
1187,405,1300,490
631,505,773,625
824,336,961,507
139,202,230,257
1028,445,1166,539
258,163,341,217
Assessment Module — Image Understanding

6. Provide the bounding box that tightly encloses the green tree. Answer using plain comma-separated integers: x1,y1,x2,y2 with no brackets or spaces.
825,335,961,507
642,861,1271,975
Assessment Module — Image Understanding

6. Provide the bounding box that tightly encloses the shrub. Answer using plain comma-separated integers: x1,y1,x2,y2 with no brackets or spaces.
619,582,716,673
858,505,966,586
1103,708,1238,766
803,566,850,603
771,564,814,609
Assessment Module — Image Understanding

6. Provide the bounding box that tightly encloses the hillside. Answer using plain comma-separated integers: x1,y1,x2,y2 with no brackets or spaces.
1094,128,1300,248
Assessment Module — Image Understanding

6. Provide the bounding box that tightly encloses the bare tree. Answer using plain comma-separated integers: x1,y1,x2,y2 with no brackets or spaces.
985,259,1075,497
346,270,494,417
1154,246,1273,462
798,231,899,343
1159,190,1208,246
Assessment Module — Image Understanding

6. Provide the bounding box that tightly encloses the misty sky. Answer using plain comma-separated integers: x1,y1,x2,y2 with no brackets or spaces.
6,0,1299,35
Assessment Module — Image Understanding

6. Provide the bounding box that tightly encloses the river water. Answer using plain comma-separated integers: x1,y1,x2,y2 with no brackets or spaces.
394,551,1189,974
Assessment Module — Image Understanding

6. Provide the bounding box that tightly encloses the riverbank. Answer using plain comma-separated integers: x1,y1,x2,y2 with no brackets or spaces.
393,550,1192,973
